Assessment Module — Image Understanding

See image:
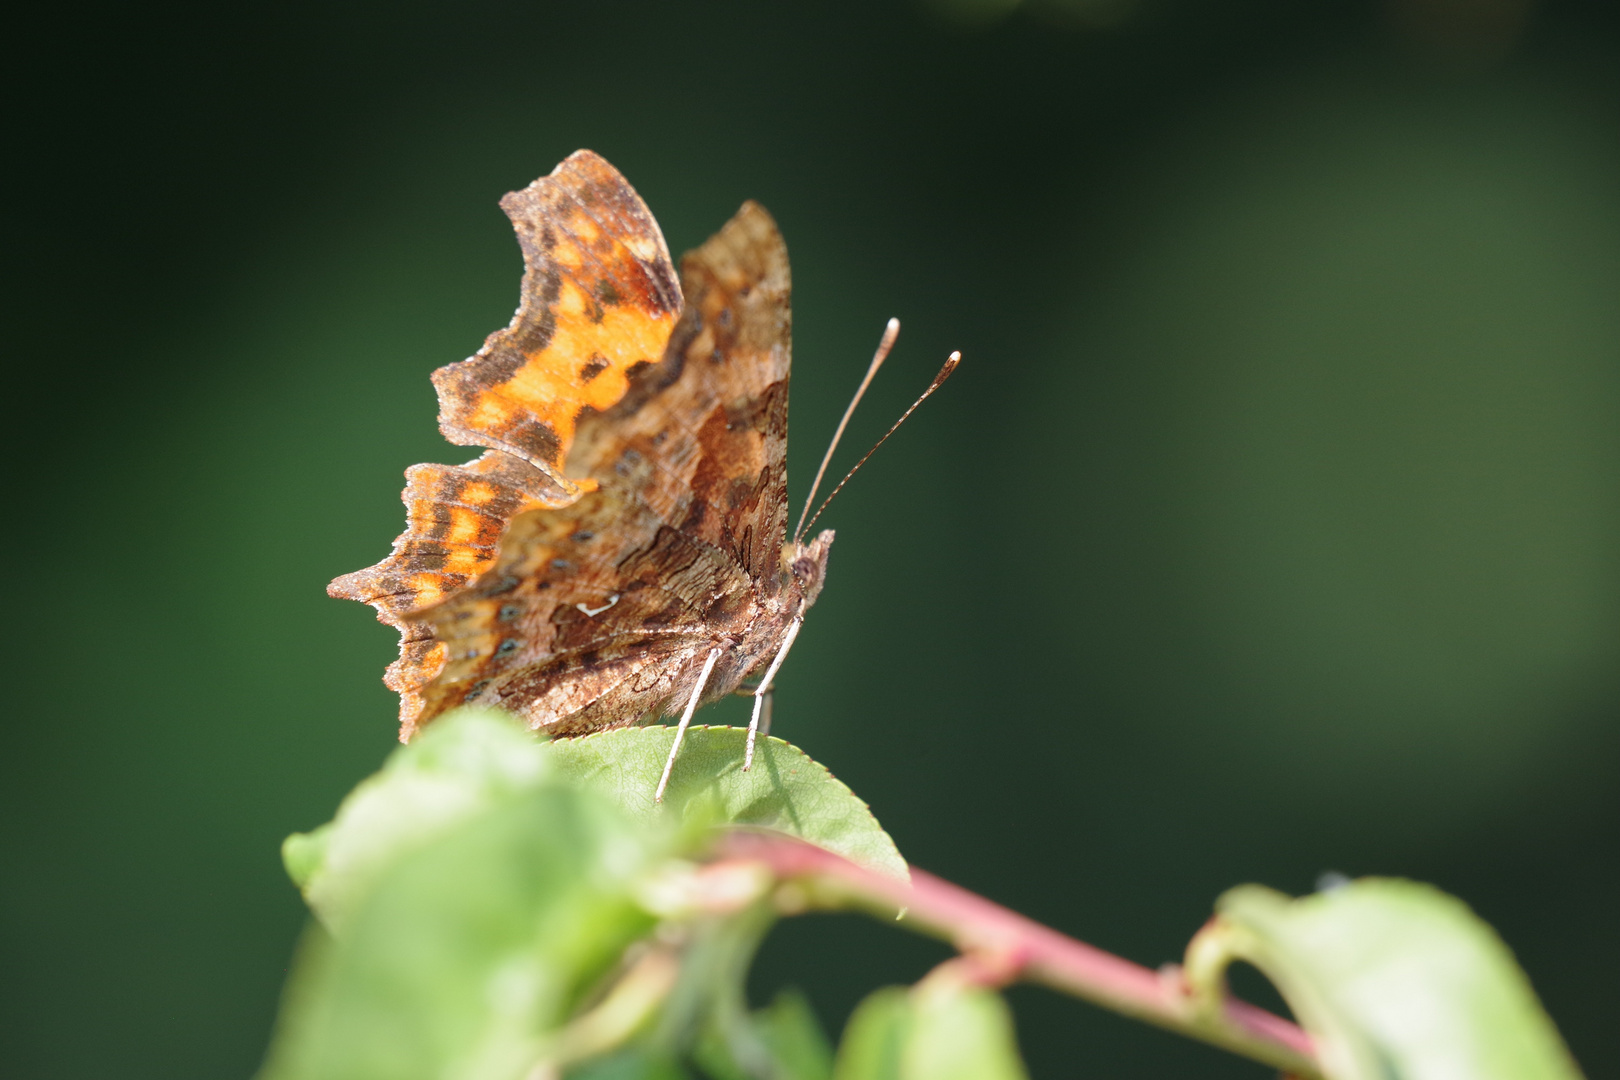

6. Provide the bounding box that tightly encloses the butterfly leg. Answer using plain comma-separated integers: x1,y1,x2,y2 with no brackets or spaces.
744,617,802,771
756,691,774,740
655,646,723,804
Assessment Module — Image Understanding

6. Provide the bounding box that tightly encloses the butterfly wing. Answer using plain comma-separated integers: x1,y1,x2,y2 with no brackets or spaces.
412,200,795,736
332,152,795,740
569,199,792,583
432,151,683,484
330,151,683,732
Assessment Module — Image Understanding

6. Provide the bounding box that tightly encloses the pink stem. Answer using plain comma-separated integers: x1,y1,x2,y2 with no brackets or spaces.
713,831,1319,1077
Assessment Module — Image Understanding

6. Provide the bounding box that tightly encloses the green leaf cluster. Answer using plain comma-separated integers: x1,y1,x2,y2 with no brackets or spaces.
263,710,903,1080
262,707,1586,1080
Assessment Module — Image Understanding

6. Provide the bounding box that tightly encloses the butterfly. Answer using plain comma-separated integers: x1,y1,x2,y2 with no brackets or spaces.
330,150,953,797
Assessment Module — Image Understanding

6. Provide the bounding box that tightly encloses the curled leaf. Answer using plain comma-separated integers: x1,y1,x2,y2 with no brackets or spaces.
1197,878,1584,1080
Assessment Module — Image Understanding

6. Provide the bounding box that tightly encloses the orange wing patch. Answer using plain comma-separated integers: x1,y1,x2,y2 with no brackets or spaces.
431,150,683,497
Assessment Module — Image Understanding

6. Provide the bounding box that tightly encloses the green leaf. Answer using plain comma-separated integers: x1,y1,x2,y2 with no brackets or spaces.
1211,878,1585,1080
261,781,662,1080
832,988,910,1080
564,1048,693,1080
545,726,908,881
693,987,834,1080
902,981,1027,1080
283,708,555,932
833,983,1028,1080
754,989,835,1080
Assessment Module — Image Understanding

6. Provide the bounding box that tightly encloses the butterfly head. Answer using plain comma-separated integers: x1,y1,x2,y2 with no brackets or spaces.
784,529,835,607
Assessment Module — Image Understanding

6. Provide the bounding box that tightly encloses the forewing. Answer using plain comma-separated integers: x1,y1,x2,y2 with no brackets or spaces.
433,150,683,486
329,152,684,732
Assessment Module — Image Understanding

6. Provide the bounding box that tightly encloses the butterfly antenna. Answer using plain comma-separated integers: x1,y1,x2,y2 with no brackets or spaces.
797,350,961,542
794,318,901,543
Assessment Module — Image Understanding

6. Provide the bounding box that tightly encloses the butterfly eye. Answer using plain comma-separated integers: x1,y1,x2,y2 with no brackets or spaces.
792,556,818,583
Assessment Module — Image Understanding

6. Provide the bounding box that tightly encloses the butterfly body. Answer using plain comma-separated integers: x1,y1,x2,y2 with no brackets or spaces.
331,151,834,745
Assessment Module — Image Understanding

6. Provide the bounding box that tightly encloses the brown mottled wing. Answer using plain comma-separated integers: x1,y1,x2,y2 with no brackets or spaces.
411,201,794,736
569,199,791,581
330,150,682,736
327,452,565,734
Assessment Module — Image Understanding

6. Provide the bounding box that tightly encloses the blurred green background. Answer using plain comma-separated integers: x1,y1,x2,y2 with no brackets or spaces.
5,0,1618,1076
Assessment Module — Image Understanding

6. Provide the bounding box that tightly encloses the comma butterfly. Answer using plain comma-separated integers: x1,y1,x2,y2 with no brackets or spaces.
330,150,954,797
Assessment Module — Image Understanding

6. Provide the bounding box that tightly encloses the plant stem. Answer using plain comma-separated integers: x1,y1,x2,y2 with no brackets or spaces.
711,831,1322,1079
